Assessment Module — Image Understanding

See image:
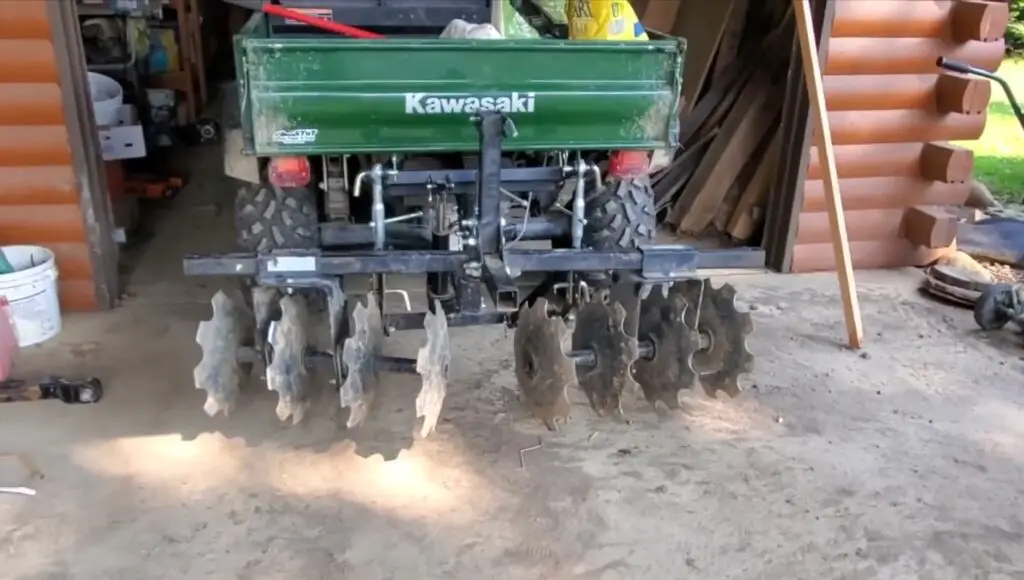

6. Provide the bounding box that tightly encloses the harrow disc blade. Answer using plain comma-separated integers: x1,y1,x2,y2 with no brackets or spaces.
415,300,451,438
572,294,639,419
266,294,311,425
194,290,248,418
251,286,280,357
634,285,699,410
673,280,754,398
340,294,384,428
514,297,575,430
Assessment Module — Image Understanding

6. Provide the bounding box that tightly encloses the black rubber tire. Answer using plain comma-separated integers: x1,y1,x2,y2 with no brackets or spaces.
235,181,320,253
974,283,1015,331
582,176,656,250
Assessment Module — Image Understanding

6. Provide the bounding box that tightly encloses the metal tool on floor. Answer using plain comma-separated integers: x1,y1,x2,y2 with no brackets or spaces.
0,377,103,405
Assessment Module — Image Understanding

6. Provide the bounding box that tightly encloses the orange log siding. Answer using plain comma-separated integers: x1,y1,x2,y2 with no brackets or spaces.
791,0,1008,272
0,0,96,310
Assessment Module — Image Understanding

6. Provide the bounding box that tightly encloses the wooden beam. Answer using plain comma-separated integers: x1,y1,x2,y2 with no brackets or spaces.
794,0,863,349
802,177,969,212
818,109,986,145
727,132,783,240
826,37,1004,75
901,206,958,249
636,0,682,33
671,71,782,234
762,4,816,274
714,124,779,232
919,142,974,184
825,73,990,113
952,0,1010,43
672,0,736,113
712,0,749,80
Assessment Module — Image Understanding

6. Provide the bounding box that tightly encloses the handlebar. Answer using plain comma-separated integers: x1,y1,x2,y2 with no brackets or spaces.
936,56,1024,132
936,57,978,76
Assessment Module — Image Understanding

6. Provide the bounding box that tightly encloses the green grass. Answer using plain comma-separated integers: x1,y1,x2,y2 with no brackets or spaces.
962,58,1024,204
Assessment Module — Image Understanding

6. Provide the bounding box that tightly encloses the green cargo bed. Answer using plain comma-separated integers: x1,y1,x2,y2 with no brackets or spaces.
235,15,685,156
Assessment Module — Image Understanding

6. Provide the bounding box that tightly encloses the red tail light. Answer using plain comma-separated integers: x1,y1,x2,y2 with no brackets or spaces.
268,156,312,188
607,150,651,179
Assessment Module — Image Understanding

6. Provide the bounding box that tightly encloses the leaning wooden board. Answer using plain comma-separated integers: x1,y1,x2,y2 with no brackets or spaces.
794,0,863,349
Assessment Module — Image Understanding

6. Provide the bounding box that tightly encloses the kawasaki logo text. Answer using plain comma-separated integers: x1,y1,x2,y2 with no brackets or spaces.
404,92,536,115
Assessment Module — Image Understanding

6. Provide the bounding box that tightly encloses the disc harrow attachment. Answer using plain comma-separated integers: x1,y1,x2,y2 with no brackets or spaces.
673,279,755,399
571,294,638,419
514,297,575,430
266,294,311,424
415,300,451,438
510,279,755,428
633,285,700,410
194,290,249,418
340,294,384,428
191,275,754,435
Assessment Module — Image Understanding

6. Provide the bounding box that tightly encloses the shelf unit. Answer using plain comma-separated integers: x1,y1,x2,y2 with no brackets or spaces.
148,0,207,123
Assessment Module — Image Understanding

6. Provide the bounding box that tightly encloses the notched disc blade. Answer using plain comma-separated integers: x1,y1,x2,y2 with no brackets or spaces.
572,296,639,419
194,290,247,417
634,285,699,410
251,286,280,354
266,294,311,425
340,294,384,428
514,297,575,430
415,300,451,438
673,280,754,398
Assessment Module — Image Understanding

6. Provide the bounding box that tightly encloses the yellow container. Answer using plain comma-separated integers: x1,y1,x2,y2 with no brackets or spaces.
565,0,647,41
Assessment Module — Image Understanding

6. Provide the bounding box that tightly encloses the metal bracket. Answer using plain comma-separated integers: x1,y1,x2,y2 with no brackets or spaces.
251,274,346,386
481,254,519,311
639,245,699,280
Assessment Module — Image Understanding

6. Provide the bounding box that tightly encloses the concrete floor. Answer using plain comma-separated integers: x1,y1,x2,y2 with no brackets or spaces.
3,150,1024,579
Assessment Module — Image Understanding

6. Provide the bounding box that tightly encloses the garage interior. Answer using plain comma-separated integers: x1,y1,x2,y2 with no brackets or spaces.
62,0,829,306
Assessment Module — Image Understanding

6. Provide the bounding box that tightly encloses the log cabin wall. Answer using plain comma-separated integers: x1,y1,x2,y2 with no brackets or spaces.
791,0,1008,271
0,0,116,311
0,0,101,310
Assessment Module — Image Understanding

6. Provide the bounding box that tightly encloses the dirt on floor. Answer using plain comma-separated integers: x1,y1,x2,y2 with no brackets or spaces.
2,152,1024,579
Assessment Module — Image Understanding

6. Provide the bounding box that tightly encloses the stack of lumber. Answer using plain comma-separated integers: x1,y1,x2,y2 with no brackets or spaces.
640,0,793,244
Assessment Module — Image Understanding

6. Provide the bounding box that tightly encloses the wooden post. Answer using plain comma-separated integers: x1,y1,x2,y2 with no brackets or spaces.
793,0,863,349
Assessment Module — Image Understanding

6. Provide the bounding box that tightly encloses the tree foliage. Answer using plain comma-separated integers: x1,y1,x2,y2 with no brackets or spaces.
1009,0,1024,54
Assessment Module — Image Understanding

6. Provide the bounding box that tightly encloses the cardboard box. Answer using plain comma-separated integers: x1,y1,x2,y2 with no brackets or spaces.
99,104,147,161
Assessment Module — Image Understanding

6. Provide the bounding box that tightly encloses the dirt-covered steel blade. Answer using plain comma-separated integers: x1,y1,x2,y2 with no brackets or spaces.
194,290,246,417
415,300,451,438
266,294,311,425
634,285,699,410
572,297,639,419
340,294,383,428
251,286,279,355
673,280,755,398
514,298,575,430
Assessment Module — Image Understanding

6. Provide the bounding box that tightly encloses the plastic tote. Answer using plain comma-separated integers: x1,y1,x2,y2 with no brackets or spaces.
0,246,62,347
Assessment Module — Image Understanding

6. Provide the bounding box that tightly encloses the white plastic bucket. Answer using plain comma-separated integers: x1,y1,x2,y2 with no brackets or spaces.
0,246,61,347
88,72,123,126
